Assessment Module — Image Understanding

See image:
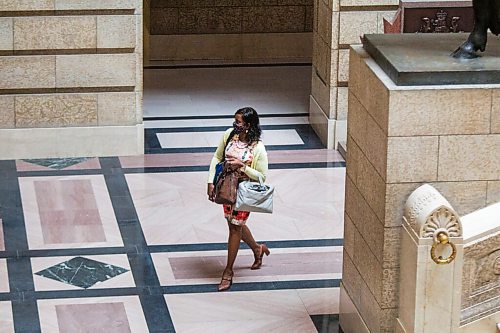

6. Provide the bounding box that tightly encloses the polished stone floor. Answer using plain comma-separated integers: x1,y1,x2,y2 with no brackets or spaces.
0,66,346,332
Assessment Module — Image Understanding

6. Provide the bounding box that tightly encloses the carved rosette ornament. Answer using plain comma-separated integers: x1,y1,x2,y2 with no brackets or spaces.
421,206,462,239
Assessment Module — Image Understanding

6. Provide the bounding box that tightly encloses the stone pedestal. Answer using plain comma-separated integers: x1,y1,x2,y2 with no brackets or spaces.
341,37,500,332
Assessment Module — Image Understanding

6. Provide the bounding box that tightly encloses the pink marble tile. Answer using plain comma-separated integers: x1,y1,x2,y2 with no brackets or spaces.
0,302,14,332
34,180,106,244
16,160,52,171
21,175,122,250
0,259,8,292
56,303,131,332
127,167,345,245
0,219,4,251
38,296,147,332
64,158,101,170
119,149,344,168
168,252,342,280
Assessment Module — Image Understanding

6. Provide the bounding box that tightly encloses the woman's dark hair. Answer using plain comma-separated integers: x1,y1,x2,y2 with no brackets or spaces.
235,107,262,143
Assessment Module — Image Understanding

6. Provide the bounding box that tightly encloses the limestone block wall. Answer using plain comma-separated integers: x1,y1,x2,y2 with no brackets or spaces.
340,45,500,333
148,0,313,63
0,0,144,159
309,0,398,148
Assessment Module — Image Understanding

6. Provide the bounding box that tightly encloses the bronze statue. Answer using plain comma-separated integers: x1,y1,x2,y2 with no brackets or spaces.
452,0,500,58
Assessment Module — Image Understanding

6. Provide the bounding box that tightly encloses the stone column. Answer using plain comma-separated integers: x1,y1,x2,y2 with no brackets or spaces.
0,0,144,159
309,0,397,149
340,45,500,332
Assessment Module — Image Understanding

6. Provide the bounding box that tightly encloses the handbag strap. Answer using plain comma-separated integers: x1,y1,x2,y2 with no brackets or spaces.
222,130,236,162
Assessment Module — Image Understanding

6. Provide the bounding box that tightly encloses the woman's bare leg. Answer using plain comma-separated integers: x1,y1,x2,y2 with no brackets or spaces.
224,222,243,273
241,225,259,254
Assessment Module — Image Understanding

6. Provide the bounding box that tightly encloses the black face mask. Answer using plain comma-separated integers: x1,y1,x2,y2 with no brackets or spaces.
233,121,246,134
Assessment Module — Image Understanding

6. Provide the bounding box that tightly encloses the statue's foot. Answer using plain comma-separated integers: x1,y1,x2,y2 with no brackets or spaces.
451,41,479,59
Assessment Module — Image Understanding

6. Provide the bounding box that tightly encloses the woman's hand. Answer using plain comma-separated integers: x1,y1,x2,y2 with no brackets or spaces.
225,156,245,170
207,183,215,201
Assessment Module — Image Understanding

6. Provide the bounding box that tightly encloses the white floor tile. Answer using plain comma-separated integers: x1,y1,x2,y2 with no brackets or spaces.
157,129,304,149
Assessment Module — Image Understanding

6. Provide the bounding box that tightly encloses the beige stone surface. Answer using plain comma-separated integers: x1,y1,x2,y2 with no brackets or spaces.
15,94,97,128
339,11,378,45
492,89,500,134
347,92,367,153
342,249,363,307
377,11,398,33
387,136,439,183
364,61,390,133
309,95,334,149
347,92,388,180
432,181,488,217
355,143,386,220
438,135,500,181
0,56,55,90
344,213,355,259
382,227,401,268
14,16,96,51
97,15,136,49
346,134,360,182
364,108,388,182
54,0,136,10
0,96,14,128
388,89,491,136
329,49,339,86
0,18,13,50
311,70,333,116
0,0,54,11
150,33,312,62
340,0,398,6
313,33,331,84
354,226,383,304
241,33,313,60
345,176,385,265
317,1,338,47
337,87,348,120
98,92,136,126
348,46,370,106
487,181,500,205
338,49,349,82
384,182,422,227
317,0,331,44
56,54,136,88
135,91,143,124
339,285,371,333
351,56,389,133
0,124,143,159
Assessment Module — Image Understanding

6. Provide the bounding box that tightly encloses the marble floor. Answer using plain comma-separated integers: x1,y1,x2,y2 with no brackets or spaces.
0,66,346,332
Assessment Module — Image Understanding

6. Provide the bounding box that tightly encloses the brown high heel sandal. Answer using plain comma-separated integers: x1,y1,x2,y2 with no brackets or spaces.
218,271,234,292
251,244,270,270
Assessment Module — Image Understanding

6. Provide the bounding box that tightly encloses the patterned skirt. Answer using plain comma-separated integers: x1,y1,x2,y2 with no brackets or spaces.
223,204,250,226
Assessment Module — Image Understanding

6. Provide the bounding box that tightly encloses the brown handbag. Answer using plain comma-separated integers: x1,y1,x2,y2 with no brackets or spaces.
213,164,239,205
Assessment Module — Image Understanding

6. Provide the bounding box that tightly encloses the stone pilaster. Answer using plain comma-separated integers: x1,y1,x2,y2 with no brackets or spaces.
309,0,398,149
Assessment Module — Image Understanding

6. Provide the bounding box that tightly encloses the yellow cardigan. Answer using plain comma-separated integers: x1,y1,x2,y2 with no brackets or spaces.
208,128,268,183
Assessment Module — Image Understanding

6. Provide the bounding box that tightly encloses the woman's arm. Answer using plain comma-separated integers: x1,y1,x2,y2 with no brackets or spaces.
242,143,268,182
207,128,233,183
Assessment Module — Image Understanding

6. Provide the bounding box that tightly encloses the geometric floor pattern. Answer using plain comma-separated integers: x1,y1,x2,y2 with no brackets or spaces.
0,66,346,332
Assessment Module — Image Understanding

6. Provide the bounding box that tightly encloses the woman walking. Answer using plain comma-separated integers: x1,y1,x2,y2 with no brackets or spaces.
207,107,270,291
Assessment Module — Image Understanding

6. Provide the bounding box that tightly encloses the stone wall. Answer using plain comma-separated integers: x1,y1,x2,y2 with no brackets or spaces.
0,0,144,159
148,0,313,63
341,45,500,333
309,0,398,148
